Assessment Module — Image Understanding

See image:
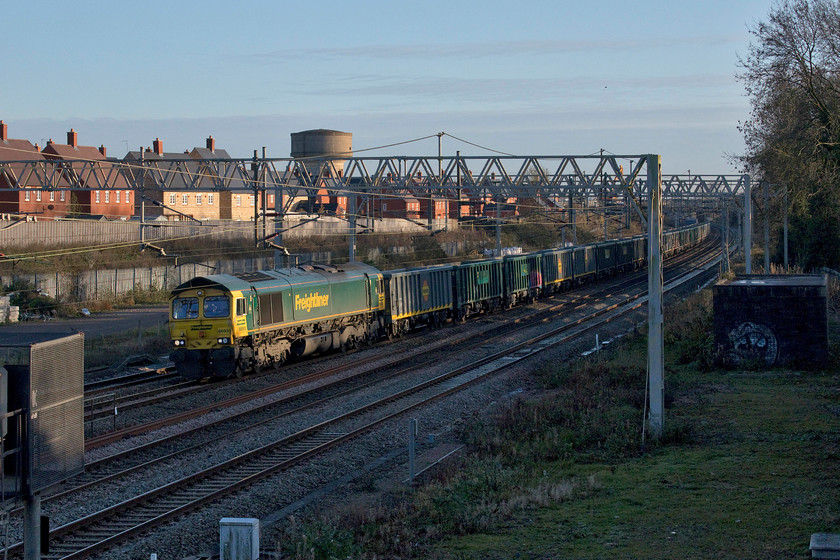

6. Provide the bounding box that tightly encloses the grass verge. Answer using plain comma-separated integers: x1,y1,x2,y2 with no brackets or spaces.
276,288,840,559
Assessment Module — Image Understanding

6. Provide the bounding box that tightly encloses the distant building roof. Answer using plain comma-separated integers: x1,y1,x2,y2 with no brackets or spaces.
293,129,350,136
0,138,43,161
190,147,232,159
43,133,130,189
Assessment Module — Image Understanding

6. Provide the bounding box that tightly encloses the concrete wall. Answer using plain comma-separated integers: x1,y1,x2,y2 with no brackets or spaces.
0,239,470,306
713,274,828,368
0,216,454,250
0,252,333,304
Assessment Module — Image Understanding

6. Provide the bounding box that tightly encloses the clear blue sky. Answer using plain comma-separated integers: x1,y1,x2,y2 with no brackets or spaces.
2,0,774,173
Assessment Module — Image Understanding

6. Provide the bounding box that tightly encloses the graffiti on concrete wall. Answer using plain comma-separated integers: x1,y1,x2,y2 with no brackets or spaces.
728,322,778,366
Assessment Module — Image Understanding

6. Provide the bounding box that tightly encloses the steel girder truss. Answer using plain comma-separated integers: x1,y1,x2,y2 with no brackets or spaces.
0,155,748,210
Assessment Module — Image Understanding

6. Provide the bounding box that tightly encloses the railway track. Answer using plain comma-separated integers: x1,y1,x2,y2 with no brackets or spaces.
5,239,723,559
36,240,715,506
80,235,714,447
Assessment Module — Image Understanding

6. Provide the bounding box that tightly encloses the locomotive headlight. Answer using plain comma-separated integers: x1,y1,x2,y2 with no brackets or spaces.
217,337,230,344
174,339,186,347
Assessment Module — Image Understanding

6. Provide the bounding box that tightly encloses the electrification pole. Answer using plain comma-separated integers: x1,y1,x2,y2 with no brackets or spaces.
744,174,752,274
647,154,664,440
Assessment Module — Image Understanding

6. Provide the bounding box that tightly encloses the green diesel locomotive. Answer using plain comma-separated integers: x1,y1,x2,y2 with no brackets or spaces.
169,262,384,379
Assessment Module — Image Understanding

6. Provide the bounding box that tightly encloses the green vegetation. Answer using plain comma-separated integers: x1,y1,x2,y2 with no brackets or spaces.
276,288,840,559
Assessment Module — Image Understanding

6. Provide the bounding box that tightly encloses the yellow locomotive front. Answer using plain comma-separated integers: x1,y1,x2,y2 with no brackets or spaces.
169,285,238,379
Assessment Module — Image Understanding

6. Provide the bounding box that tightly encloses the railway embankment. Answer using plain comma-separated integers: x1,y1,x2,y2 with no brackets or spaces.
270,284,840,559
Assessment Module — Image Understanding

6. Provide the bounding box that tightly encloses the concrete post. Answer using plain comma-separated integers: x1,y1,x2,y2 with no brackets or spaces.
408,418,417,484
253,151,259,248
24,493,41,560
723,203,730,273
647,155,664,440
349,191,357,262
274,168,284,268
764,180,770,274
140,149,145,248
744,175,752,274
783,187,789,272
495,190,501,257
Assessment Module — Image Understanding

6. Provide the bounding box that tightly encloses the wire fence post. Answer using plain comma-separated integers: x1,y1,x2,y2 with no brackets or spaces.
408,418,417,485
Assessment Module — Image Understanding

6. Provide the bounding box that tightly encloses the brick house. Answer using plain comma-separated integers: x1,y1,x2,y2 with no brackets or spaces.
41,129,133,219
125,138,221,221
190,137,270,221
126,136,277,221
0,120,72,218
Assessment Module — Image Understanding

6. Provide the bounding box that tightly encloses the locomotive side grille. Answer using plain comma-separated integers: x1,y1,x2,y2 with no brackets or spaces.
258,292,284,325
234,271,274,283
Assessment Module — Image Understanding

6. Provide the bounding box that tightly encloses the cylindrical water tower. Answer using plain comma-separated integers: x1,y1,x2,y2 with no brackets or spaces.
290,129,352,178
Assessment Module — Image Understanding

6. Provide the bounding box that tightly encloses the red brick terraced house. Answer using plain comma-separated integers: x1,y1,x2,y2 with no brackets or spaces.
41,129,134,219
0,120,72,218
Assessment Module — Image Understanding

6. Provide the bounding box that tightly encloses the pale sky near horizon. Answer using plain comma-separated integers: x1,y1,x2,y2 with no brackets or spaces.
2,0,775,174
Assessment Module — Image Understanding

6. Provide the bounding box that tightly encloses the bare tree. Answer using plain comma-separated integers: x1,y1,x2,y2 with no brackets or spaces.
738,0,840,267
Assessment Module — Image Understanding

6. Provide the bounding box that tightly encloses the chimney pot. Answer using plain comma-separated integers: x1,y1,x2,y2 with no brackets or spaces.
153,138,163,156
0,120,6,142
98,145,107,157
206,135,215,152
67,128,78,148
34,143,40,152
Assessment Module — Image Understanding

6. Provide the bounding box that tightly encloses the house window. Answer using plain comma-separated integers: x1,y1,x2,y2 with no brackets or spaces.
105,191,110,203
24,191,30,201
60,191,65,201
250,195,255,206
36,190,41,202
182,194,189,205
49,191,55,202
95,191,100,203
196,194,202,205
208,193,214,205
115,191,120,203
236,195,241,206
269,194,274,204
125,191,131,203
169,193,176,205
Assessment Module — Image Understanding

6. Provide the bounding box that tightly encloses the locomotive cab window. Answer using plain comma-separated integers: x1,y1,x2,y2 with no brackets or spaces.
235,297,246,316
172,297,199,319
204,296,230,318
